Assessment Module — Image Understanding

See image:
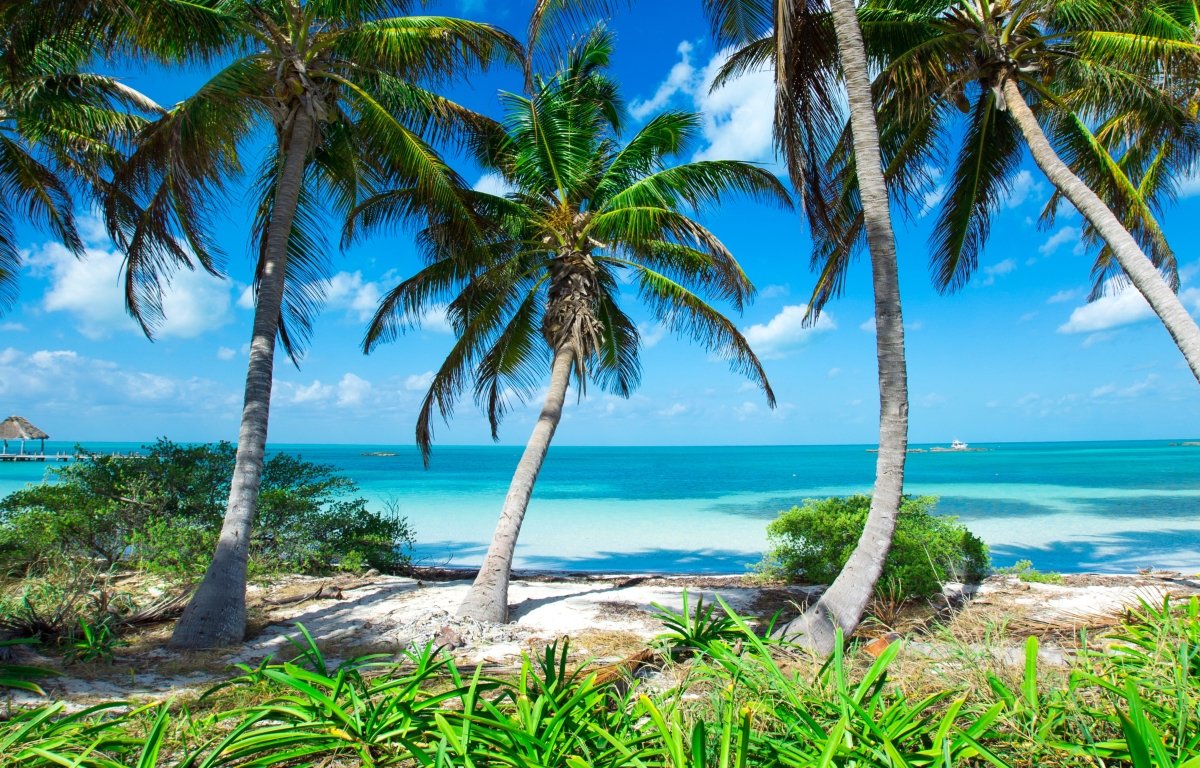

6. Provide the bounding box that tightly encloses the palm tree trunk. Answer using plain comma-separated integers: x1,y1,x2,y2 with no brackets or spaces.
169,111,314,650
775,0,910,653
457,346,575,623
1003,79,1200,382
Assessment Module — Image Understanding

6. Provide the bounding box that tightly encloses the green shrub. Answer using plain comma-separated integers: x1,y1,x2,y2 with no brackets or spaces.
0,439,414,578
758,494,989,598
998,559,1065,584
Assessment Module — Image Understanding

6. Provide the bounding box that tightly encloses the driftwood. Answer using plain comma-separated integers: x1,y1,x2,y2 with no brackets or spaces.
263,584,345,606
120,592,192,626
589,647,661,695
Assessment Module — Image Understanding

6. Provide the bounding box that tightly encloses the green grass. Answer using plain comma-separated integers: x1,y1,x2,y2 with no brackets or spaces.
2,596,1198,767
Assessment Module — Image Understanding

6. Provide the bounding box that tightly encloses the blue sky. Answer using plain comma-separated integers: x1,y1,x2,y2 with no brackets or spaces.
5,0,1200,448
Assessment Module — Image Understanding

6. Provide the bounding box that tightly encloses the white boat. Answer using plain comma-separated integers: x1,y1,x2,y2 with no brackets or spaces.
950,439,968,450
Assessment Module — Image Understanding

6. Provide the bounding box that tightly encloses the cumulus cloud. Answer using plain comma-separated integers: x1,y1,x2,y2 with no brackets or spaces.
657,402,688,418
981,258,1016,286
1003,170,1045,209
0,347,234,417
1178,167,1200,198
632,40,778,165
28,237,232,339
405,371,435,391
638,322,667,349
1039,226,1081,256
743,305,835,358
217,347,237,361
474,172,515,197
1047,288,1081,304
630,41,696,120
1056,278,1192,334
336,373,371,407
323,271,382,322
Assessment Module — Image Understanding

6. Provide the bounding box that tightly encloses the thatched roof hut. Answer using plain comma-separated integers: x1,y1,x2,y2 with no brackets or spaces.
0,415,49,454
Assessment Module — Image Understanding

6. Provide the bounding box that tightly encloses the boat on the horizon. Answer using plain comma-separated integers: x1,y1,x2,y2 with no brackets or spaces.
950,439,968,450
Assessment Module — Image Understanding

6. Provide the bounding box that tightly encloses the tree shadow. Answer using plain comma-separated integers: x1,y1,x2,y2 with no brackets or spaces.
989,527,1200,573
516,547,761,574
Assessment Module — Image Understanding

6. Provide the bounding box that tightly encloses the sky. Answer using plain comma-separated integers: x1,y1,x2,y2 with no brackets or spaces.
5,0,1200,448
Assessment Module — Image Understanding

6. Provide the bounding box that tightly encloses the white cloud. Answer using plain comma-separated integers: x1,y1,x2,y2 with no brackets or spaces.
634,40,778,164
1091,374,1159,399
474,172,515,198
405,371,435,391
919,185,947,218
323,271,382,322
217,346,236,361
638,322,667,349
419,304,453,334
237,285,255,309
657,402,688,418
630,41,696,120
1058,278,1156,334
1039,226,1080,256
1003,170,1045,209
693,48,777,164
1047,288,1081,304
981,258,1016,286
290,379,333,404
1178,167,1200,198
759,284,789,299
743,305,835,358
336,373,371,407
27,234,232,340
0,322,25,332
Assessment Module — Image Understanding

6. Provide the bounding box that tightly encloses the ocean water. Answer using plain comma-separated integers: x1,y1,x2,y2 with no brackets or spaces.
0,441,1197,574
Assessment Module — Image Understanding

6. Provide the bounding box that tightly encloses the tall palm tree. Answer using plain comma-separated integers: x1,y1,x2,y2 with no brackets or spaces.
701,0,912,651
819,0,1200,380
358,28,788,623
106,0,519,649
0,1,155,311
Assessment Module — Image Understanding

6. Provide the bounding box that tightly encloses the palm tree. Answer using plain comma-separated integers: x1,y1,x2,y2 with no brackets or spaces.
701,0,912,651
358,28,788,623
106,0,519,649
0,1,155,311
821,0,1200,380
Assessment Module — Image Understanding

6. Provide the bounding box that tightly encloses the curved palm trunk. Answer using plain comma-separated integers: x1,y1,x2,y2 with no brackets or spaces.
170,112,314,649
776,0,910,653
1003,80,1200,382
458,346,575,623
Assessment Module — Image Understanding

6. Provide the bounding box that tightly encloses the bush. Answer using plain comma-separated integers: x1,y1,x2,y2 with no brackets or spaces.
758,495,989,598
0,439,413,578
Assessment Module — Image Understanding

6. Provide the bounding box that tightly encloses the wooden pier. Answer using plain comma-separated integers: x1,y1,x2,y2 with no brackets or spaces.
0,452,73,462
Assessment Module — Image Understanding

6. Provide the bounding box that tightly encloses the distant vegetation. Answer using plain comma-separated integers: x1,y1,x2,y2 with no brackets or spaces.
758,495,990,598
0,439,412,579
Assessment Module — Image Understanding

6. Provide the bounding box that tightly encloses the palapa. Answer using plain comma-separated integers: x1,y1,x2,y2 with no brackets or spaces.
0,415,49,454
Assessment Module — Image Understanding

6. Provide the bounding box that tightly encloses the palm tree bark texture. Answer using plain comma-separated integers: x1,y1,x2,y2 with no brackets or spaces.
776,0,910,653
170,110,316,649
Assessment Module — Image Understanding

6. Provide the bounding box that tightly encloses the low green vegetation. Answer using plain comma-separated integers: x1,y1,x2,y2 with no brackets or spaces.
0,439,413,578
1000,559,1067,585
2,596,1198,767
758,495,990,598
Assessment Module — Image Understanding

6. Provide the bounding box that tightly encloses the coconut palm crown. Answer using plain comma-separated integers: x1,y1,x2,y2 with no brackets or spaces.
0,2,156,310
809,0,1200,380
359,28,788,621
106,0,519,649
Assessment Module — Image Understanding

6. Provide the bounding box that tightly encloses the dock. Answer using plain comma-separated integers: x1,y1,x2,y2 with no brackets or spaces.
0,452,73,462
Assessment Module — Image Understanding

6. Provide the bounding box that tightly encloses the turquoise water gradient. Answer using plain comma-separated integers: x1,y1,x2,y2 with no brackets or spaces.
0,441,1196,574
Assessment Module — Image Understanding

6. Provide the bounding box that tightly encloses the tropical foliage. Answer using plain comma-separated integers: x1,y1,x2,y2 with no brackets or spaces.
0,0,155,311
813,0,1200,379
358,27,787,622
5,597,1200,767
103,0,518,648
0,439,412,577
759,495,990,598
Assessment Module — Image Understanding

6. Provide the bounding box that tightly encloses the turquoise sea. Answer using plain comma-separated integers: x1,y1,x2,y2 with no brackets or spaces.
0,441,1197,575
